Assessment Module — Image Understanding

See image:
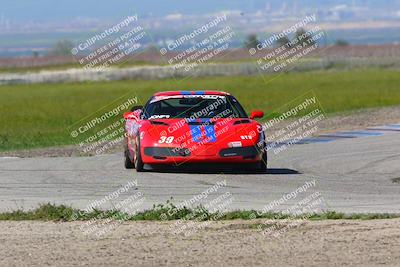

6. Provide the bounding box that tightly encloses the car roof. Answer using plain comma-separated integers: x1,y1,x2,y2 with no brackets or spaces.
153,91,230,97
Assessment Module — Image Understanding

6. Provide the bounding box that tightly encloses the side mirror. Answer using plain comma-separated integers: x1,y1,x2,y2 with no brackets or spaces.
123,111,138,120
250,110,264,119
124,106,143,120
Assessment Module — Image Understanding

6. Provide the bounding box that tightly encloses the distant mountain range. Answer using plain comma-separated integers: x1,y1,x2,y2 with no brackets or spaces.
1,0,400,57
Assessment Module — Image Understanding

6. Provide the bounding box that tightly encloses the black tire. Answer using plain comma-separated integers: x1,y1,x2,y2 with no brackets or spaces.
124,148,135,169
258,151,268,173
134,137,145,172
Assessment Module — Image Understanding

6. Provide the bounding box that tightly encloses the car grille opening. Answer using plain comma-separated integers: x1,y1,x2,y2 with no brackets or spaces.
144,147,191,157
219,146,258,158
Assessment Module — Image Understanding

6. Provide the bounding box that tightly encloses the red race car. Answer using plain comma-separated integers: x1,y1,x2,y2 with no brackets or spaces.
123,91,267,172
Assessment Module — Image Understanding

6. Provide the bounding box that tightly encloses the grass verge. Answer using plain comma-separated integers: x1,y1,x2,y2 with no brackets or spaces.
0,203,398,221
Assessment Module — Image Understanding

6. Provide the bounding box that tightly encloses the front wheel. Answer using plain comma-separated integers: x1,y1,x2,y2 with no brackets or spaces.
257,151,268,173
134,137,145,172
124,148,135,169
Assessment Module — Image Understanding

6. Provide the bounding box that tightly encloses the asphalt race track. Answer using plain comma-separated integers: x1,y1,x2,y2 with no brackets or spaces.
1,127,400,214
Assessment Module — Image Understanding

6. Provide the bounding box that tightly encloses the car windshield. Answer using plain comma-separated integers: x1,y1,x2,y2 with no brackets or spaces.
142,95,248,119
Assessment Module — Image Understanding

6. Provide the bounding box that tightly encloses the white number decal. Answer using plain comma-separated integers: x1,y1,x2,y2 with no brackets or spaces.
158,136,174,144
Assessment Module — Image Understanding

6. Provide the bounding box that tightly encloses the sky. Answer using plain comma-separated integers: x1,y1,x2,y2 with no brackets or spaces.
2,0,398,22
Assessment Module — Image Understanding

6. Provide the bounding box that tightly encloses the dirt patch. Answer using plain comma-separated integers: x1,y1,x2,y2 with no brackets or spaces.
1,105,400,158
266,105,400,134
0,219,399,266
0,145,91,158
314,105,400,133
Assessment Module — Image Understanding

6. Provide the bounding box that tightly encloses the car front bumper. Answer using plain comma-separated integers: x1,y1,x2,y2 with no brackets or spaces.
141,145,263,164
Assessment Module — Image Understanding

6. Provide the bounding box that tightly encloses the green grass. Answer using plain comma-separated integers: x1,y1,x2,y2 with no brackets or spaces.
0,203,398,221
392,177,400,184
1,69,400,151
